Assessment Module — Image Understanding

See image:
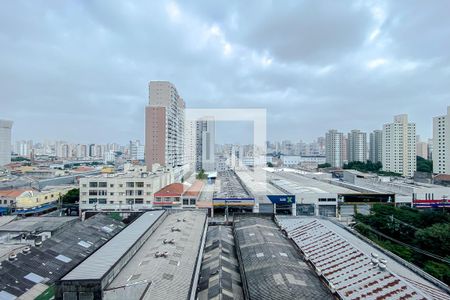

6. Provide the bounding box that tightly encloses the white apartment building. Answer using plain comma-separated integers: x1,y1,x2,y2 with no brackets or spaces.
129,140,144,160
347,130,367,163
433,106,450,174
325,129,344,168
382,114,416,177
79,169,174,212
416,135,428,159
0,120,13,166
369,130,383,163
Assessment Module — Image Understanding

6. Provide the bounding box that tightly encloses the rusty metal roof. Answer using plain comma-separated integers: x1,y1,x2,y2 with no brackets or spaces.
277,217,440,300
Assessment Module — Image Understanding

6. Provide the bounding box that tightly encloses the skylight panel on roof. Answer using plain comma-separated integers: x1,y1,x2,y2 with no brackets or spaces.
24,272,45,283
55,254,72,263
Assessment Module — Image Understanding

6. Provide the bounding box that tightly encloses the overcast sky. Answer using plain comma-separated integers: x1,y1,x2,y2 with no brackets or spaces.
2,0,450,144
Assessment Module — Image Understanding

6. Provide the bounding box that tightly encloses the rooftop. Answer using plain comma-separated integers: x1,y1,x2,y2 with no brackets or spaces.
0,216,78,233
61,210,165,281
155,183,186,197
0,214,123,299
184,180,204,197
214,170,252,199
197,225,243,300
277,216,450,300
270,171,358,194
105,210,207,300
234,215,332,300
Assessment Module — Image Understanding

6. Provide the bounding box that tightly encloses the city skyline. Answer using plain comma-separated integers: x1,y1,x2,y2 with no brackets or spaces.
2,1,450,143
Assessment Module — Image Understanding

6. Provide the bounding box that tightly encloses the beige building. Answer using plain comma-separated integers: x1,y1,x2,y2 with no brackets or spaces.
433,106,450,174
416,135,429,159
382,114,416,177
325,129,345,168
347,129,367,163
145,81,185,170
79,169,174,212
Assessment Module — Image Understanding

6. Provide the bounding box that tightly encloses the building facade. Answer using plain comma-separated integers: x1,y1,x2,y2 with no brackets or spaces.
79,169,174,212
382,114,416,177
0,119,13,166
433,106,450,174
416,135,429,160
325,129,344,168
196,118,215,172
145,81,185,170
369,130,383,163
347,130,367,163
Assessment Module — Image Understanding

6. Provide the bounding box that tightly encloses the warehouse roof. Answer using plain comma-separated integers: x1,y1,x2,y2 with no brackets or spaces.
197,225,243,300
62,210,165,281
277,217,450,300
105,210,207,300
234,215,332,300
0,214,123,299
0,216,78,233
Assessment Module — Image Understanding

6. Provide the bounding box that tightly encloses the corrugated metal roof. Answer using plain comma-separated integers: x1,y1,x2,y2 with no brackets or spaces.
234,216,332,300
277,217,440,300
62,210,165,281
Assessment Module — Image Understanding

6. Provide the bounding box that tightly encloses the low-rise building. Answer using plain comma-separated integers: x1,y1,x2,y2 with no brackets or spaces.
79,169,174,212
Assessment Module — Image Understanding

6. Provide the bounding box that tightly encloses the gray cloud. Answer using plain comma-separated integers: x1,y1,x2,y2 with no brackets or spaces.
1,0,449,144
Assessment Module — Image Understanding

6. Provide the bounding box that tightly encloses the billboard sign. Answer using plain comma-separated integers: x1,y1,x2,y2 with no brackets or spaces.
267,195,296,205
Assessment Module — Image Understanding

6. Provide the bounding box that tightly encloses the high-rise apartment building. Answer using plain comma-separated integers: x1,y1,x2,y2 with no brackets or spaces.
325,129,344,168
145,81,185,170
195,118,215,172
369,130,383,163
382,114,416,177
0,120,13,166
347,130,367,163
433,106,450,174
416,135,428,160
129,140,145,160
184,120,196,171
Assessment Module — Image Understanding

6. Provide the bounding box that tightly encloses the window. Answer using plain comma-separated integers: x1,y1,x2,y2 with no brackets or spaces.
89,190,98,196
146,201,151,204
89,182,98,188
136,190,143,196
82,184,87,188
98,199,107,204
190,199,196,205
126,190,134,196
119,184,123,188
110,192,114,196
82,192,87,196
98,190,107,196
110,184,114,188
183,199,189,205
146,184,151,188
136,182,144,188
135,199,144,204
82,201,86,204
127,199,134,204
147,192,152,196
89,198,97,204
126,182,134,188
109,201,114,204
98,182,107,188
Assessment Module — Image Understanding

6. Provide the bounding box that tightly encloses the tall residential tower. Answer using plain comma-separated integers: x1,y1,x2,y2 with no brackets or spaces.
0,120,13,166
325,129,344,168
347,130,367,163
433,106,450,174
145,81,185,170
369,130,383,163
382,114,416,177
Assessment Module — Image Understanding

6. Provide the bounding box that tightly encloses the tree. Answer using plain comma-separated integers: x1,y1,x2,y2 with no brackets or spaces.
415,223,450,256
318,163,331,168
423,261,450,283
417,156,433,173
61,188,80,204
196,169,207,180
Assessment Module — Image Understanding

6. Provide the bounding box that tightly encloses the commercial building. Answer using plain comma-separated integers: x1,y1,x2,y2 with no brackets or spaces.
0,186,74,215
369,129,383,163
0,120,13,166
433,106,450,174
281,155,326,167
325,129,344,168
145,81,185,170
196,117,215,172
347,129,367,163
58,210,207,300
382,114,416,177
79,169,174,212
